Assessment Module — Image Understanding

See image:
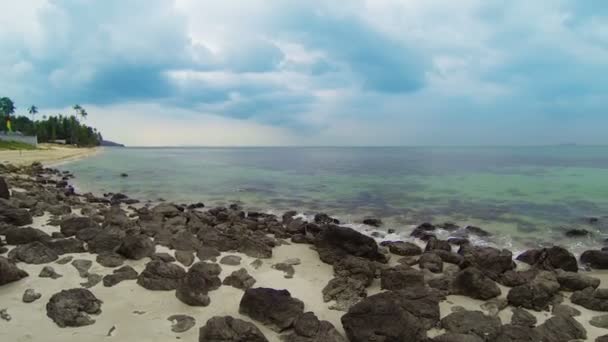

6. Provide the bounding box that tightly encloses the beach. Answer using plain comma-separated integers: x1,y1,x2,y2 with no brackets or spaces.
1,160,608,341
0,144,101,167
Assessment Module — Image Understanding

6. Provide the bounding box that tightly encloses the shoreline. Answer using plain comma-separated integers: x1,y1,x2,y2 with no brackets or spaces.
0,144,102,167
1,163,608,341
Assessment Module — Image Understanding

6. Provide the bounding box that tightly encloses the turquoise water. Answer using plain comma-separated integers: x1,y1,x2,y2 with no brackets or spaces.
60,146,608,251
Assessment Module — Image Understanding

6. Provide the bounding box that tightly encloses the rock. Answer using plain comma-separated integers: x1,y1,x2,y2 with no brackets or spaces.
75,227,102,242
511,308,537,327
237,236,272,259
0,256,28,285
341,291,427,342
0,308,11,321
168,314,196,333
175,250,195,267
314,213,340,225
465,225,491,237
8,241,58,264
425,236,452,252
250,259,263,269
535,315,587,342
0,177,9,199
507,271,560,311
598,336,608,342
197,246,221,261
170,230,202,252
45,238,86,254
137,260,186,291
380,266,425,290
59,216,98,237
272,262,295,278
590,315,608,329
516,246,578,272
565,228,591,237
103,265,138,287
117,234,155,260
0,205,32,226
46,288,103,327
322,277,367,311
480,298,508,317
460,246,514,280
198,316,268,342
48,204,72,216
362,218,382,227
96,253,125,267
410,222,436,239
453,267,501,300
419,252,443,273
571,287,608,311
71,259,92,278
495,324,540,342
382,241,422,256
87,231,122,253
552,304,581,317
4,227,51,245
441,310,502,340
151,252,176,263
223,268,256,290
284,312,347,342
434,249,465,265
333,255,377,286
39,266,62,279
556,269,600,291
498,269,537,287
80,273,103,288
176,262,221,306
581,250,608,269
220,255,242,266
314,225,386,264
433,333,484,342
56,256,73,265
22,288,42,303
239,288,304,332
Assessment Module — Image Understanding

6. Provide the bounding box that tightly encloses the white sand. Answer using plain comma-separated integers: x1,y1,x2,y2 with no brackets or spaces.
0,144,101,167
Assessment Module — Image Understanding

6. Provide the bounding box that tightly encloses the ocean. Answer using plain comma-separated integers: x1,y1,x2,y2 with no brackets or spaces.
60,146,608,254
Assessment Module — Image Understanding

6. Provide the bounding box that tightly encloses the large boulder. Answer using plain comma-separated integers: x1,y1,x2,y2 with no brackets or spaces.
507,271,560,311
314,225,386,264
176,262,222,306
4,227,51,245
237,236,272,259
341,291,427,342
556,269,600,291
452,267,501,300
534,315,586,342
59,216,98,237
86,231,122,253
322,277,367,311
441,310,502,340
283,312,347,342
571,287,608,311
198,316,268,342
0,177,9,199
8,241,58,264
0,204,32,226
333,255,377,286
116,234,155,260
516,246,578,272
46,288,103,327
137,260,186,291
0,256,28,285
419,252,443,273
580,250,608,269
45,238,86,255
380,266,425,290
239,288,304,332
460,246,514,280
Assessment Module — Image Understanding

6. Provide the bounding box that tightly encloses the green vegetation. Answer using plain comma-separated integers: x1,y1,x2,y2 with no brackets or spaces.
0,140,38,150
0,96,103,147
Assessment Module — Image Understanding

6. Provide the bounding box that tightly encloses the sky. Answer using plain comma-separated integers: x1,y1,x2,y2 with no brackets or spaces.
0,0,607,146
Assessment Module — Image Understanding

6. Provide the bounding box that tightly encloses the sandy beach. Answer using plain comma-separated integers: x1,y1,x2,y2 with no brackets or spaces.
0,144,101,167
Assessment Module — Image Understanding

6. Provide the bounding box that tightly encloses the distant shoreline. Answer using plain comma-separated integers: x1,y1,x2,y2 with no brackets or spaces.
0,144,102,167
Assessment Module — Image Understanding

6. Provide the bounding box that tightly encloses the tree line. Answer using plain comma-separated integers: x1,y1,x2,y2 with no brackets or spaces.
0,97,102,147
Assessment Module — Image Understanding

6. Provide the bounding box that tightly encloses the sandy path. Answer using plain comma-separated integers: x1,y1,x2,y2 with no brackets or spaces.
0,144,101,166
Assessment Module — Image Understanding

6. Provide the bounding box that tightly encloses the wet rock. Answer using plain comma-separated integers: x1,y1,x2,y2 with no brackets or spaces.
284,312,347,342
314,225,386,264
239,288,305,332
96,253,125,268
0,256,28,285
176,262,221,306
362,218,382,227
103,266,138,287
410,222,436,239
59,216,98,237
80,273,102,288
460,246,514,280
8,241,58,264
175,250,195,266
117,234,155,260
380,266,425,290
419,252,443,273
565,228,591,237
580,250,608,269
314,213,339,225
4,227,51,245
272,262,295,278
571,287,608,311
168,314,196,333
220,255,242,266
46,288,103,327
341,291,427,342
516,246,578,272
197,246,221,261
223,268,256,290
453,267,501,300
507,271,560,311
198,316,268,342
465,225,491,237
333,255,377,286
552,304,581,317
137,260,186,291
71,259,92,278
322,277,367,311
534,315,586,342
441,310,502,340
556,269,600,291
381,241,422,256
23,288,41,303
511,308,537,327
39,266,62,279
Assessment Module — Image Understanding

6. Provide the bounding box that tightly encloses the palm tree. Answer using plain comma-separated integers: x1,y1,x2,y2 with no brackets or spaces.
28,105,38,121
73,104,87,121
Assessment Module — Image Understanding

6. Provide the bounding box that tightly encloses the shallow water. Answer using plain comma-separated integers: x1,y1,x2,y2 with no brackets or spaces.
60,146,608,253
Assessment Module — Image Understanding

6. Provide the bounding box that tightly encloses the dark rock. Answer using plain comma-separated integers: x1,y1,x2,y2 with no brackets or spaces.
516,246,578,272
80,273,102,288
507,271,560,311
465,225,491,237
0,256,28,285
197,246,221,261
9,241,58,264
4,227,50,245
168,314,196,333
571,287,608,311
220,255,242,266
75,227,102,242
0,177,9,199
223,268,256,290
565,228,591,237
71,259,92,278
239,288,304,332
284,312,347,342
55,256,73,265
598,335,608,342
39,265,62,279
495,324,540,342
441,310,502,340
322,276,367,311
314,213,339,225
580,250,608,269
238,236,272,259
419,252,443,273
45,238,85,254
552,304,581,317
46,288,102,327
198,316,268,342
0,205,32,226
511,308,537,327
137,260,186,291
117,234,155,260
170,230,201,252
460,246,514,280
272,262,295,279
480,298,508,317
410,222,436,239
556,269,600,291
425,237,452,252
590,315,608,329
362,218,382,227
433,333,483,342
498,269,537,287
48,204,72,216
314,225,386,264
151,252,176,263
175,250,195,267
176,262,221,306
434,249,465,265
59,216,98,237
381,241,422,256
96,253,125,268
534,315,586,342
103,266,138,287
23,288,41,303
453,267,501,300
333,255,377,286
380,266,425,290
87,231,122,253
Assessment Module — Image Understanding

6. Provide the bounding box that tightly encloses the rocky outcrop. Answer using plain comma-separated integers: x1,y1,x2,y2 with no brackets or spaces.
176,262,221,306
419,252,443,273
333,255,377,286
46,288,103,327
198,316,268,342
239,288,304,332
